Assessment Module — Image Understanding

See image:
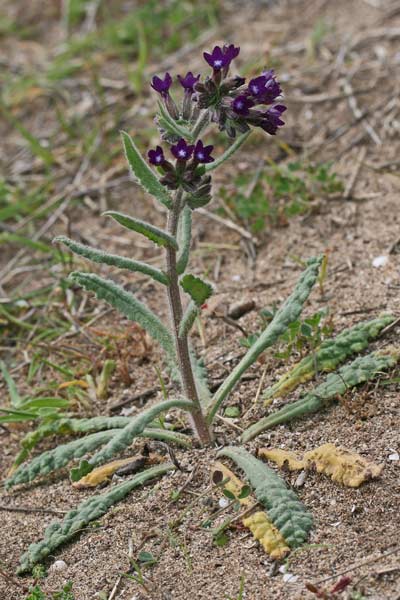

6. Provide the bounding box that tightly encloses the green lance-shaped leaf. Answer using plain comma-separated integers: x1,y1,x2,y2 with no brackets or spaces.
121,130,172,209
205,131,251,173
7,426,191,488
10,416,133,471
77,399,194,476
219,447,312,548
104,211,178,250
0,360,23,408
17,462,175,574
176,205,192,275
207,256,322,423
263,314,395,403
69,272,176,362
242,348,399,442
179,301,199,338
180,274,213,306
54,236,169,285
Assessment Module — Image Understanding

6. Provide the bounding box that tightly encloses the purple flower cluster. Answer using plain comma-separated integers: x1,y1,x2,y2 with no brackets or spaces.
147,138,214,198
147,43,286,206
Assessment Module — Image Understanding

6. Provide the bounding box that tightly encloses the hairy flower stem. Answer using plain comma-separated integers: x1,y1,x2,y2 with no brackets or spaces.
191,110,210,140
165,190,212,445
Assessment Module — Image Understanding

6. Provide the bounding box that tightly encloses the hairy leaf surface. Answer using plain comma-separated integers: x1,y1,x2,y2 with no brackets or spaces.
218,447,312,548
104,211,178,250
17,463,175,574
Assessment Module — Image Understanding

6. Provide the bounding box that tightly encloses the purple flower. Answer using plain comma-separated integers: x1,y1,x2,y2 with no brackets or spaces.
171,138,194,161
177,72,201,93
147,145,166,166
204,44,240,71
248,71,281,104
223,44,240,63
151,72,172,97
232,95,254,116
259,105,287,135
193,140,214,164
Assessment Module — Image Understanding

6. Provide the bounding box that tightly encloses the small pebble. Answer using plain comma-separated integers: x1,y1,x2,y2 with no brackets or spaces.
49,560,67,573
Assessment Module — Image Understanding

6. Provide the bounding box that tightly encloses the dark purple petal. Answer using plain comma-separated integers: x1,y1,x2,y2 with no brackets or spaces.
171,138,194,161
150,72,172,96
147,145,165,166
177,72,201,93
260,105,287,135
222,44,240,62
203,46,229,70
193,140,214,164
248,72,281,103
232,95,254,116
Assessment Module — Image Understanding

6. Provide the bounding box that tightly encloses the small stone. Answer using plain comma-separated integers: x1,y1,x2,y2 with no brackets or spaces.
219,497,230,508
49,560,67,572
372,255,389,268
388,451,399,461
283,573,298,583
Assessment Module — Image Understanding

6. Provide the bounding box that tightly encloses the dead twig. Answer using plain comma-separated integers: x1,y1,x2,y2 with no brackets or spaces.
344,146,367,199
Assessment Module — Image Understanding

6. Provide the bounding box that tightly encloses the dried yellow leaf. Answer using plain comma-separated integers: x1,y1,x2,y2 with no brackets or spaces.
303,443,383,488
242,512,290,559
71,454,158,489
260,444,383,488
258,448,305,471
58,380,88,390
212,462,290,559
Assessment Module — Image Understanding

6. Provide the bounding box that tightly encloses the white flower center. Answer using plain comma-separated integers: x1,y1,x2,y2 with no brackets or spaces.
197,152,204,160
251,85,259,94
178,149,186,157
156,155,162,163
236,101,243,108
213,59,223,67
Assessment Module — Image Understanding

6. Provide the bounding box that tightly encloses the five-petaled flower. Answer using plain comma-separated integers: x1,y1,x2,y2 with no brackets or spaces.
203,44,240,71
147,146,166,166
171,138,194,161
177,72,201,94
232,95,254,116
248,71,281,104
193,140,214,164
151,72,172,97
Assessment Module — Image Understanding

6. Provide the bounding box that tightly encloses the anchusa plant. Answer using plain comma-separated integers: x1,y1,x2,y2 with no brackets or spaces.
10,43,397,577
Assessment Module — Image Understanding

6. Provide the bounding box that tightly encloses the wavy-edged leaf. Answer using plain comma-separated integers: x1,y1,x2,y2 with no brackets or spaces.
54,236,169,285
69,272,176,362
17,462,175,574
180,274,213,306
7,423,191,486
242,348,400,442
121,130,172,208
212,462,289,559
207,256,322,423
218,447,312,548
263,314,395,402
75,399,193,476
104,211,178,250
176,205,192,275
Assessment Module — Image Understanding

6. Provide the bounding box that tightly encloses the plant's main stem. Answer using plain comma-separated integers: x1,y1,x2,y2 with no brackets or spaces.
165,189,212,445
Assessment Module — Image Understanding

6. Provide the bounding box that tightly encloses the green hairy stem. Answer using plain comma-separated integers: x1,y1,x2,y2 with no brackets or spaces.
263,314,395,402
54,236,168,285
219,447,312,547
17,462,175,574
165,193,212,444
205,131,251,173
179,301,199,338
69,272,176,363
207,256,322,423
242,349,399,441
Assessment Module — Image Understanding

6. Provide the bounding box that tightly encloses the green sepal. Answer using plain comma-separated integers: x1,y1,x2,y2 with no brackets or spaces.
104,211,178,250
180,274,213,306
